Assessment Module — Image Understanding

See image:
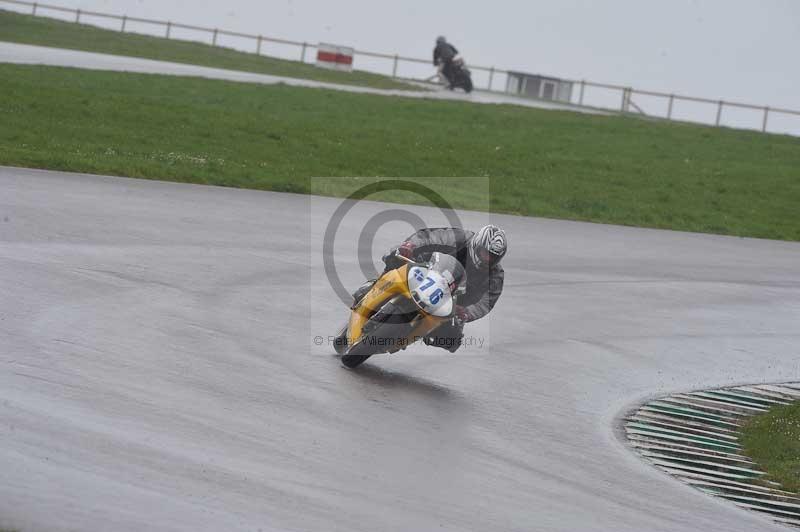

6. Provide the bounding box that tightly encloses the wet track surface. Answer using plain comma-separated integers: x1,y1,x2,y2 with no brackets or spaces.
1,167,800,531
0,42,608,114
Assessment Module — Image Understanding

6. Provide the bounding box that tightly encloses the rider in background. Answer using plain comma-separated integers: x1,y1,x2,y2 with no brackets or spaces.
433,36,459,89
354,225,507,353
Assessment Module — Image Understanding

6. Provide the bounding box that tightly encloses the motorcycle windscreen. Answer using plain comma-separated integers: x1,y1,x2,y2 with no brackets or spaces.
407,266,454,317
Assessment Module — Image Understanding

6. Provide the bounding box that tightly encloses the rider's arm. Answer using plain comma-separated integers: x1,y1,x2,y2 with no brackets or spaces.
382,227,466,269
404,227,465,260
461,267,504,322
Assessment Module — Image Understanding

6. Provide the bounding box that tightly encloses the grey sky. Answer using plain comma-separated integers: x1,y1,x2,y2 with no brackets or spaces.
13,0,799,130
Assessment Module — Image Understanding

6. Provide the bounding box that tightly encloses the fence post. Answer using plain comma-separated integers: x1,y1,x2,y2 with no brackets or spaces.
620,88,628,112
667,94,674,120
301,42,307,62
762,107,769,132
212,29,218,46
579,80,585,106
256,35,263,55
715,100,724,126
75,9,81,23
165,22,171,39
488,67,495,91
392,55,398,78
32,2,37,15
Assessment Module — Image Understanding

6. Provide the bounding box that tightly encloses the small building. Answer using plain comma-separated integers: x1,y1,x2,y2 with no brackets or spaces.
505,72,573,103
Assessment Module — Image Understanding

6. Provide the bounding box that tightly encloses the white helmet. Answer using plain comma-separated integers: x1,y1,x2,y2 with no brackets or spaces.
469,225,507,270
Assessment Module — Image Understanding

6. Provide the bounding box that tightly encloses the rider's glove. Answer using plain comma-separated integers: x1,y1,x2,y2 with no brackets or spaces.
397,241,415,259
382,241,416,270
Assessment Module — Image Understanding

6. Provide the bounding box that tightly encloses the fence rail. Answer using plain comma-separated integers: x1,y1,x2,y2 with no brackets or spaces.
3,0,799,134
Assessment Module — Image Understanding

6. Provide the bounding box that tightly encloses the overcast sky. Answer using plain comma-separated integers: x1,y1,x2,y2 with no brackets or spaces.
23,0,800,128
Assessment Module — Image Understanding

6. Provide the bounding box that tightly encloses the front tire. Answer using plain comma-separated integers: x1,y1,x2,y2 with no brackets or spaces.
340,296,418,369
341,352,371,368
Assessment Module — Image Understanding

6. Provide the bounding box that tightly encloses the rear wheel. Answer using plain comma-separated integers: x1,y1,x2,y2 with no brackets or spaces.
462,74,473,93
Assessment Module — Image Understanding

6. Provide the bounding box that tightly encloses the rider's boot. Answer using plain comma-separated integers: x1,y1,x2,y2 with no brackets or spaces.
423,320,464,353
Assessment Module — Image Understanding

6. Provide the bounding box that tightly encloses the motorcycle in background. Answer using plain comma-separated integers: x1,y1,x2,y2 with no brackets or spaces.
438,55,473,93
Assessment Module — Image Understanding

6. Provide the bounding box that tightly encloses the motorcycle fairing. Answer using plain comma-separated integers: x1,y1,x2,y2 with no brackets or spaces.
346,264,443,354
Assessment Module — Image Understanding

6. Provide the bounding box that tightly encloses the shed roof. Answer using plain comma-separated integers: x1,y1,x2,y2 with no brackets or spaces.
507,71,571,84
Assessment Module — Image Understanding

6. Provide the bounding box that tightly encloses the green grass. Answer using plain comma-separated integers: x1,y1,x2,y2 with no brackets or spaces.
2,63,800,240
741,401,800,493
0,9,415,90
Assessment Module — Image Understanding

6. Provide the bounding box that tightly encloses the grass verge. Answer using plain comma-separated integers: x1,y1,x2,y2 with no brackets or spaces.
0,9,415,90
741,401,800,493
2,63,800,240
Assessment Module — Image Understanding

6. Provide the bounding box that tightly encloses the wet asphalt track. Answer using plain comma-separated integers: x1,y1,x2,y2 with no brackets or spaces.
0,42,609,114
2,166,799,531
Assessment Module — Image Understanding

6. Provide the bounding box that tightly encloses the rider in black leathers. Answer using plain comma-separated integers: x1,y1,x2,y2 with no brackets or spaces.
353,225,507,352
433,36,459,89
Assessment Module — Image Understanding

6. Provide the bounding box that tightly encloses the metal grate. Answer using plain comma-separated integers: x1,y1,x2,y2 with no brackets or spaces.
625,383,800,528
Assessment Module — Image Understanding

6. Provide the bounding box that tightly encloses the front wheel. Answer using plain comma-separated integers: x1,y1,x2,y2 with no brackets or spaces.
340,296,418,368
462,75,473,93
341,352,371,368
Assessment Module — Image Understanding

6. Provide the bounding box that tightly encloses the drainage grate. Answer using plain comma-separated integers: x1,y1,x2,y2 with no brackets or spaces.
625,383,800,528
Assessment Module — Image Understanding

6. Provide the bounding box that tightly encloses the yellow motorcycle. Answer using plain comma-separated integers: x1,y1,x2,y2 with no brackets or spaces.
335,252,466,368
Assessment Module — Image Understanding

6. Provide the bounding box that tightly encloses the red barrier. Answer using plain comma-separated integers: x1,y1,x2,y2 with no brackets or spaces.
316,43,354,72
